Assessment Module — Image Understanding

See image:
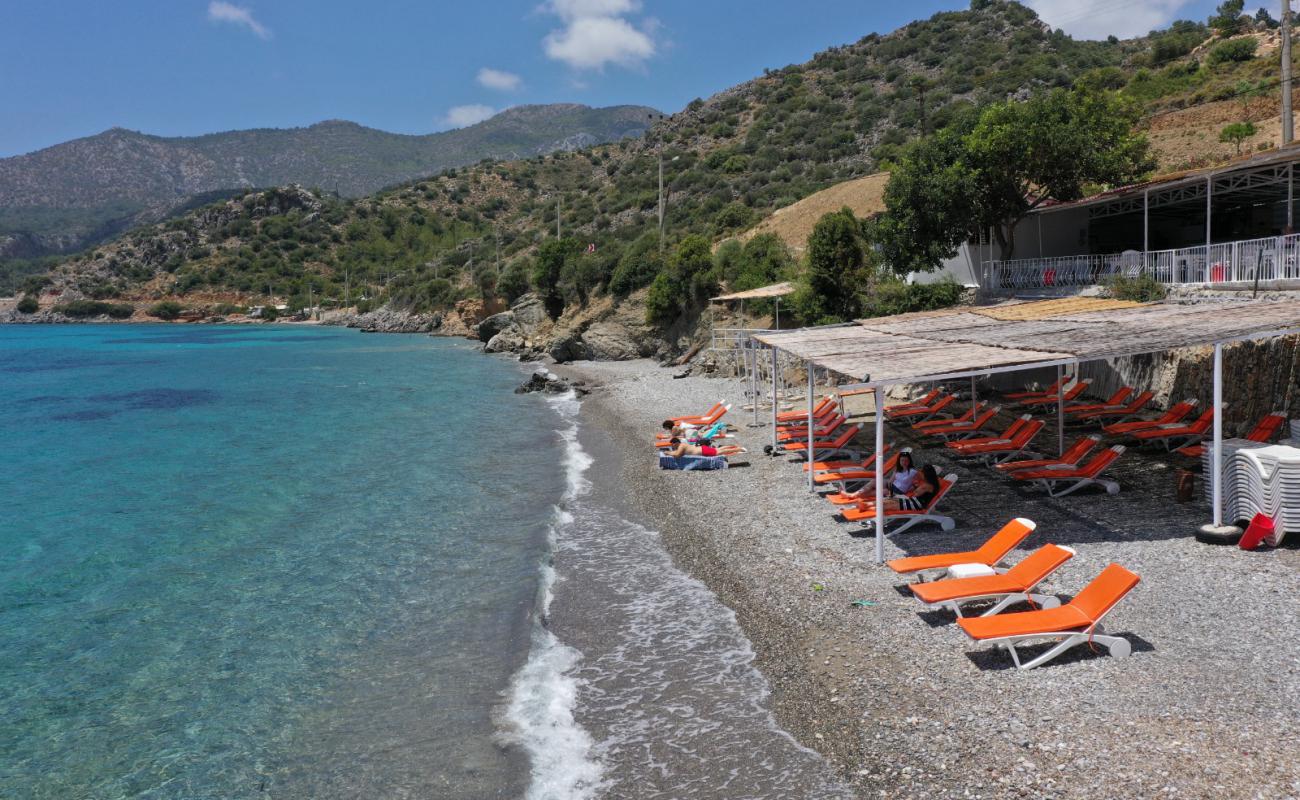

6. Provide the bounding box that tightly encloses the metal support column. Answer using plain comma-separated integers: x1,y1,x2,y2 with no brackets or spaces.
874,384,888,564
970,376,977,407
751,339,759,427
806,361,815,492
1143,189,1150,252
770,347,779,453
1212,342,1224,527
1289,164,1295,232
1206,176,1213,251
1056,364,1066,456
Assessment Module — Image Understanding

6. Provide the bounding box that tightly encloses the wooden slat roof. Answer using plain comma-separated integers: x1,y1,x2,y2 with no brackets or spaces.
754,298,1300,385
712,282,796,301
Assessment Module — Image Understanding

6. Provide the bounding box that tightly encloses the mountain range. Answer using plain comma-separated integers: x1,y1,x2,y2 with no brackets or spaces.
0,103,657,258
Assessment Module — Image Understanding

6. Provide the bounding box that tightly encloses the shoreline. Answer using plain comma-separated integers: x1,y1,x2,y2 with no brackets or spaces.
553,362,878,786
551,358,1300,799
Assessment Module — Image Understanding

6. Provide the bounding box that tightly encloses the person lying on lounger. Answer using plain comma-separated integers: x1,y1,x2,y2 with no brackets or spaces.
665,437,746,458
662,419,690,438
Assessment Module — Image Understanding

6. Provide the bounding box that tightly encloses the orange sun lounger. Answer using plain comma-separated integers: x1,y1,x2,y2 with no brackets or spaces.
1012,445,1126,497
887,518,1037,580
883,388,943,417
1131,407,1218,450
1018,379,1092,409
1177,412,1286,458
910,543,1075,617
1063,386,1133,417
776,396,837,425
918,405,1002,442
1102,400,1196,436
996,435,1100,474
1003,376,1067,402
670,402,731,428
817,451,903,493
912,401,982,432
839,474,958,535
782,424,864,461
777,413,846,443
1075,390,1155,423
946,415,1031,450
886,393,955,423
957,564,1141,670
948,418,1045,463
802,444,892,473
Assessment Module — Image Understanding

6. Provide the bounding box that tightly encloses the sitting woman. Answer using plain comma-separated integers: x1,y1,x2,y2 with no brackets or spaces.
860,464,940,512
838,450,918,502
665,437,747,458
885,451,919,497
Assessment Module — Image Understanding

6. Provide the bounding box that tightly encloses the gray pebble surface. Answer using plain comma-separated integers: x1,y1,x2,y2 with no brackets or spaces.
553,358,1300,800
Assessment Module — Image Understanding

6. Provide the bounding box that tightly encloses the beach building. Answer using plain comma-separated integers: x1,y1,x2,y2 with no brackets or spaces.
930,144,1300,293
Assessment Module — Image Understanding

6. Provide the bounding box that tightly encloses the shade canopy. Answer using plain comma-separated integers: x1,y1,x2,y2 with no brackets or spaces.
711,282,796,302
754,297,1300,386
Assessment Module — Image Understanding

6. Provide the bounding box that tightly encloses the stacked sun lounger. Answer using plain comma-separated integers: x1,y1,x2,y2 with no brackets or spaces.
1203,441,1300,543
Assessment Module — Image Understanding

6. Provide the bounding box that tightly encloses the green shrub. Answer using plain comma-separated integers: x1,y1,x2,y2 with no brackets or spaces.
147,301,184,320
16,294,38,314
860,277,964,318
644,273,677,323
55,300,135,319
1207,37,1257,66
1103,273,1167,302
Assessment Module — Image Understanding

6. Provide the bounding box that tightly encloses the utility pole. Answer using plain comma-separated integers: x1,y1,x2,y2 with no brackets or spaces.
556,196,562,239
1284,0,1294,145
495,227,501,275
344,270,350,311
658,148,665,253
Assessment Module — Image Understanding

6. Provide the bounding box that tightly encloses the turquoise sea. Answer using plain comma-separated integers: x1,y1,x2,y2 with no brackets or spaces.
0,324,563,798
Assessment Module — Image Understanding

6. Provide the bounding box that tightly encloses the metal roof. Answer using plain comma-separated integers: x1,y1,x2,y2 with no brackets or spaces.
711,282,796,301
753,298,1300,387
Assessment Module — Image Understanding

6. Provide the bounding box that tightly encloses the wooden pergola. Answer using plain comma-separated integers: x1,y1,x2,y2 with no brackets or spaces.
754,297,1300,563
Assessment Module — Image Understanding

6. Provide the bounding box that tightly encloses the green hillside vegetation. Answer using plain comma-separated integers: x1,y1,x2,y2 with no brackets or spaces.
30,0,1294,331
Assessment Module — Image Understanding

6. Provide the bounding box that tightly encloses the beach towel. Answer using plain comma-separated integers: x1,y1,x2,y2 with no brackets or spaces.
658,454,729,471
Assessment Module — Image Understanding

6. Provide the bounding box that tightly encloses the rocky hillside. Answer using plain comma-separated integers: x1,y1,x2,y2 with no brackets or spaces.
0,104,656,259
21,1,1292,360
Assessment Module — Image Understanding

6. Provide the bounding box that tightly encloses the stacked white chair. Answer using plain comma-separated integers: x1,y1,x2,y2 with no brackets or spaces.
1203,441,1300,544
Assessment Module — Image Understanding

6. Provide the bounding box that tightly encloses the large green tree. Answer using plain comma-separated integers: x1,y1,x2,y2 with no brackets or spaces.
878,87,1154,272
793,208,874,324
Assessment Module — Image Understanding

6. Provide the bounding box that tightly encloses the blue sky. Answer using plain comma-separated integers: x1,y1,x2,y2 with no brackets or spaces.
0,0,1224,157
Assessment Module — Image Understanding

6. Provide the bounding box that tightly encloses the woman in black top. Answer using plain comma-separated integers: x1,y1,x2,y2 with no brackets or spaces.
880,464,940,512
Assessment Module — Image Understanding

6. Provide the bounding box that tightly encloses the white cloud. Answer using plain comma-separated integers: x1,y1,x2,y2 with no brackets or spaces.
1025,0,1191,40
542,0,656,71
444,104,497,128
207,1,271,40
477,68,523,91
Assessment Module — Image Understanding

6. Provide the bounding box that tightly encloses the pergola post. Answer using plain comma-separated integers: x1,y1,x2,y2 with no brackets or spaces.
1143,189,1150,252
770,347,779,452
1205,176,1213,283
1212,342,1224,527
1056,364,1066,456
806,361,815,492
1290,164,1295,232
970,375,977,407
775,297,781,330
875,383,888,564
751,337,760,427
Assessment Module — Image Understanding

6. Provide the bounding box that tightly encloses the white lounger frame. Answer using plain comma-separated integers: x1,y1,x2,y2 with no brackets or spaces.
921,589,1062,618
973,621,1132,670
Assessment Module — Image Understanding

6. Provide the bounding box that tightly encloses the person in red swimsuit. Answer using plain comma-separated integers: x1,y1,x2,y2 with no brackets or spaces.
665,437,746,458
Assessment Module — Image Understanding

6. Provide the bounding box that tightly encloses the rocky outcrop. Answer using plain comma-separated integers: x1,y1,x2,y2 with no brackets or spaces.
321,307,439,333
514,370,590,395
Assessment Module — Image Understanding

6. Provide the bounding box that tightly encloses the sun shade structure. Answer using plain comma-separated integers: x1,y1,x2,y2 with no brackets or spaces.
753,298,1300,563
711,281,796,301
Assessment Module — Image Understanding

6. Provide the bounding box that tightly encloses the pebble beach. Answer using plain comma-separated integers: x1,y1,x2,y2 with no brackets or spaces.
556,358,1300,800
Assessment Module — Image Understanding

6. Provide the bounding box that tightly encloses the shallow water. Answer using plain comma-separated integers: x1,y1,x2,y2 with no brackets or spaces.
514,393,855,799
0,324,562,798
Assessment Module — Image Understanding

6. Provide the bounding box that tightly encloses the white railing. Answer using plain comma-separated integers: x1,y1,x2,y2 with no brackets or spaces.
988,233,1300,292
709,327,778,351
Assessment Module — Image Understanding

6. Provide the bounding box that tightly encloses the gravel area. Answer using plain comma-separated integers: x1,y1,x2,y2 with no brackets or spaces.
553,358,1300,800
